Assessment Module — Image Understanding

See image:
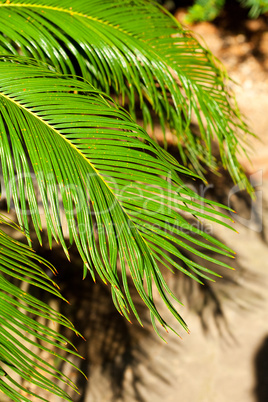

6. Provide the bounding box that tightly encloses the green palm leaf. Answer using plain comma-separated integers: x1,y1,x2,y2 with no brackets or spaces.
241,0,268,17
0,58,235,336
0,215,82,401
0,0,252,189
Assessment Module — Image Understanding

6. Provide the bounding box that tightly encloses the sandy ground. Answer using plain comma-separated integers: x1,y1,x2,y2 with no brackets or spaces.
128,201,268,402
137,12,268,402
188,16,268,179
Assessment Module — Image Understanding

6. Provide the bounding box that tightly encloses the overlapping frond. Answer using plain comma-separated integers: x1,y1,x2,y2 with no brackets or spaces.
0,215,82,401
0,59,235,336
0,0,252,188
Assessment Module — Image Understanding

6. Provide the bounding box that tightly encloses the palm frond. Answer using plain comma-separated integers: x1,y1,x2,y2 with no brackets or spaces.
240,0,268,17
0,58,235,336
0,215,83,401
0,0,253,189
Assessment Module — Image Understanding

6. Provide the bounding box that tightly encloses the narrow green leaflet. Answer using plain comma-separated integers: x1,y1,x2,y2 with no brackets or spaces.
0,0,253,188
0,59,235,336
241,0,268,17
0,215,83,401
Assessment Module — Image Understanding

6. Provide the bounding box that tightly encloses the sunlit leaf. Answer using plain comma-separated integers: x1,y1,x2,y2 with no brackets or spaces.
0,0,253,188
0,58,235,337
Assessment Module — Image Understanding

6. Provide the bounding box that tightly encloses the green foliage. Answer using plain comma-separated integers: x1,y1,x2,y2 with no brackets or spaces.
0,0,254,400
185,0,268,23
0,0,252,188
184,0,225,23
0,216,83,401
0,56,236,335
241,0,268,17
